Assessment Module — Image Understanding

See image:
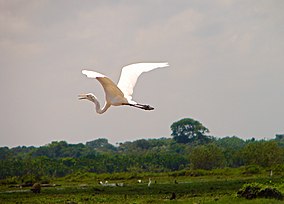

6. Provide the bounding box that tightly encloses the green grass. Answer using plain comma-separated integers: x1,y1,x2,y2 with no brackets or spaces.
1,169,284,203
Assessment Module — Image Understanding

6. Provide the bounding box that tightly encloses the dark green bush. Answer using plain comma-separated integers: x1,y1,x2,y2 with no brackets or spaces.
242,165,262,175
237,183,283,200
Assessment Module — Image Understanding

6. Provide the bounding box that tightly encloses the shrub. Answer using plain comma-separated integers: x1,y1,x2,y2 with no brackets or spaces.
0,176,19,185
271,164,284,176
242,165,262,175
237,183,283,200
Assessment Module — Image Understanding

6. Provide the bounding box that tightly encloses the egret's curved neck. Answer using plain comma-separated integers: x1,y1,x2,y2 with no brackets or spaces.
89,94,110,114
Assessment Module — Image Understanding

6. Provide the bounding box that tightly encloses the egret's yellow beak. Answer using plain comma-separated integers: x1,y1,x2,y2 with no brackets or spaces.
78,94,87,100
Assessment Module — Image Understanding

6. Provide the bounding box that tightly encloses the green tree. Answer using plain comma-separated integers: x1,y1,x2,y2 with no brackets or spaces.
86,138,116,152
216,136,245,167
133,139,150,150
189,144,225,170
240,141,284,167
170,118,210,144
275,134,284,147
0,147,10,160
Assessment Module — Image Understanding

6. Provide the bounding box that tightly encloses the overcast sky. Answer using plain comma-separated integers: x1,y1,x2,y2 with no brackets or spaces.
1,0,283,147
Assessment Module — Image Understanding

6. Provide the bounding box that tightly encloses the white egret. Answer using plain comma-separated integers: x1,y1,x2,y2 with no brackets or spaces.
79,62,169,114
148,178,152,187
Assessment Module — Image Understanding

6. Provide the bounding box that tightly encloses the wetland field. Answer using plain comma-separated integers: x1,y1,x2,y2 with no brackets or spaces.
1,168,284,204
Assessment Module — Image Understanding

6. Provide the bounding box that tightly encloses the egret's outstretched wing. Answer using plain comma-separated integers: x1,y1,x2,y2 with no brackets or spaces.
82,70,125,102
117,62,169,102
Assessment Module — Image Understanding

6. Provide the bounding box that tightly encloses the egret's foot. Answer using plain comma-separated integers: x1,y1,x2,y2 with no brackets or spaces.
143,105,154,110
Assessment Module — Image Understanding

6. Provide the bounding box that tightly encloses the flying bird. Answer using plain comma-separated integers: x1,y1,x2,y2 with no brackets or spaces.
79,62,169,114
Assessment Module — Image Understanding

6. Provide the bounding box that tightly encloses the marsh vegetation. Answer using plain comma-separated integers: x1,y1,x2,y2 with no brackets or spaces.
1,118,284,203
1,168,284,203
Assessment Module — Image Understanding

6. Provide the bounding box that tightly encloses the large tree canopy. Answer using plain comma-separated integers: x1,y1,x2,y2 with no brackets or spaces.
170,118,210,144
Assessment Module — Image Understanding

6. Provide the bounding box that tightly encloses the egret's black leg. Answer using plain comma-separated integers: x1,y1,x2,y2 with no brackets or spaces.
136,104,154,110
123,103,154,110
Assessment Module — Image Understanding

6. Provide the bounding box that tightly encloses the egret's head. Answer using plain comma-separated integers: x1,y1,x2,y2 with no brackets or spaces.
78,93,95,101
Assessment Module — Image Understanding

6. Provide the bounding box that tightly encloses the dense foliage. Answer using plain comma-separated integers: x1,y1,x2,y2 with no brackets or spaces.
1,118,283,182
171,118,210,144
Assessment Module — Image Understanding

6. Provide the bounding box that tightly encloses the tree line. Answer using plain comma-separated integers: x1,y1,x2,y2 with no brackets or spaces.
1,118,284,181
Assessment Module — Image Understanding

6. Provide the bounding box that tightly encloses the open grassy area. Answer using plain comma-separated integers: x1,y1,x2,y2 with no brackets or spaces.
1,169,284,203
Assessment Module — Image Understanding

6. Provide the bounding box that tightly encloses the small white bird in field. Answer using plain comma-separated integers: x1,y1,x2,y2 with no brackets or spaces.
148,178,152,187
79,62,169,114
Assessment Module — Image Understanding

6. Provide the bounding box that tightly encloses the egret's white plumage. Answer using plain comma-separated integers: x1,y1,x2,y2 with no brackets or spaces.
79,62,169,114
148,178,152,187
